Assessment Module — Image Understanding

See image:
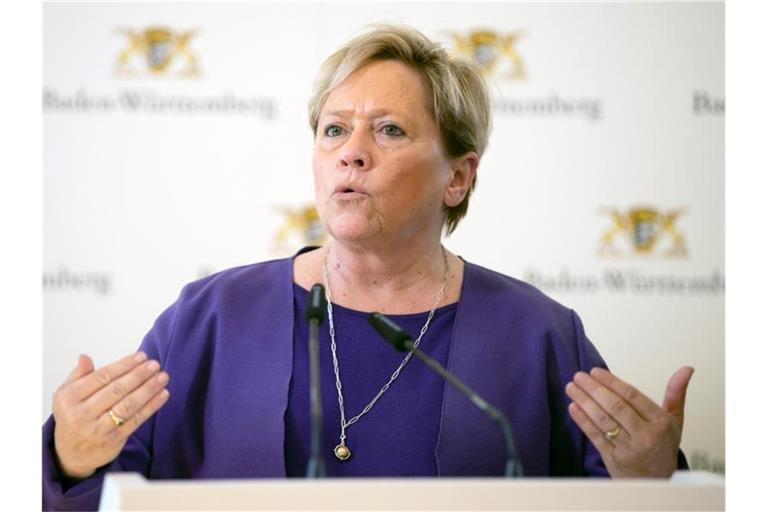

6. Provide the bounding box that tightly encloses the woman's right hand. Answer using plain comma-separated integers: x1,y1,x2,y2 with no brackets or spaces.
51,352,170,479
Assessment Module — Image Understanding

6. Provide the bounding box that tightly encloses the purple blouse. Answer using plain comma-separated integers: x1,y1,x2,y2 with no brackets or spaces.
285,283,456,477
43,251,615,511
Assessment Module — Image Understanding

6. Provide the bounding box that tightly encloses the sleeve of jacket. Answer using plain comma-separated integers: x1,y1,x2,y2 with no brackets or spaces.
41,301,179,511
571,309,611,476
543,309,610,476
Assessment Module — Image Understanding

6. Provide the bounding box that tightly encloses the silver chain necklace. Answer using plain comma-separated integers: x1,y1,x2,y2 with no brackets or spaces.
321,247,449,461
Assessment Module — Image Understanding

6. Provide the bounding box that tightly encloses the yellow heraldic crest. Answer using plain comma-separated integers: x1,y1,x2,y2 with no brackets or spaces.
598,207,688,258
114,26,200,78
272,205,328,255
445,29,527,79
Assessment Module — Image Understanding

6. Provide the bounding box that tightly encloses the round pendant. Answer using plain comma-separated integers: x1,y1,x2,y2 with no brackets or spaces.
334,443,351,461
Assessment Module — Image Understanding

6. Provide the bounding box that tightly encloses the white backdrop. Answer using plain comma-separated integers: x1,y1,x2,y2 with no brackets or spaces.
43,2,724,471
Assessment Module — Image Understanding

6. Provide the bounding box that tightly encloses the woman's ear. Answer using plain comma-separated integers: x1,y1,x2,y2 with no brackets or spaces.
444,152,479,207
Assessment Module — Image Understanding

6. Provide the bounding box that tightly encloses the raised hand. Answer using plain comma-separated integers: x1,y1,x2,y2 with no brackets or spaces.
52,352,170,479
565,366,694,478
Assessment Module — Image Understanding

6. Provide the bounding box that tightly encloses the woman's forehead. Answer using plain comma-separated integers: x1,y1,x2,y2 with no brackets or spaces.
320,60,431,118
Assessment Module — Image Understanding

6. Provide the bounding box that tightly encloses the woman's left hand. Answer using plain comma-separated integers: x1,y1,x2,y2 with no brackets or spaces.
565,366,694,478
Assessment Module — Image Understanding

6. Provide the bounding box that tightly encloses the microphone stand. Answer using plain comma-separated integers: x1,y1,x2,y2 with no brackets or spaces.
368,312,523,478
305,284,327,478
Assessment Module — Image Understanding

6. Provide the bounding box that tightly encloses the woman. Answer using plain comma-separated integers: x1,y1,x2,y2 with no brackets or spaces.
43,25,693,510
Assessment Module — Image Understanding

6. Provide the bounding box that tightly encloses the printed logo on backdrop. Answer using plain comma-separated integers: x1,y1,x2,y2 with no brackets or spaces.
272,204,328,256
43,267,113,296
598,206,687,258
443,28,602,121
447,29,527,80
693,90,724,116
114,27,200,78
43,25,276,119
524,205,724,296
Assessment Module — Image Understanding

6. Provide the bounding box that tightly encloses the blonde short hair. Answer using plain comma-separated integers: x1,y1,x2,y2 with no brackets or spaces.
308,25,491,235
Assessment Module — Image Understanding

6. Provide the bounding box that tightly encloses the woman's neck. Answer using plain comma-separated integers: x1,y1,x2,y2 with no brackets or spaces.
329,237,444,285
294,240,463,314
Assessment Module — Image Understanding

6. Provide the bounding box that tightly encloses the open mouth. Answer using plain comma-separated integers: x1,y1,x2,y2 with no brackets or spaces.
334,184,367,197
334,189,367,199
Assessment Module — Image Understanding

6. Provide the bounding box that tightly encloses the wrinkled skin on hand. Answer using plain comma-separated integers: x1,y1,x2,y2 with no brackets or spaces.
565,366,694,478
52,352,170,479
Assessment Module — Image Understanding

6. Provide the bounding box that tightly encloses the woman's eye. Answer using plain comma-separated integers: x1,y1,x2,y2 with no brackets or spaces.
324,125,343,137
382,124,404,137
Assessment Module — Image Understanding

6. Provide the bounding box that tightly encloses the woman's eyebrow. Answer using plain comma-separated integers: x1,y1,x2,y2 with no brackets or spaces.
322,108,407,119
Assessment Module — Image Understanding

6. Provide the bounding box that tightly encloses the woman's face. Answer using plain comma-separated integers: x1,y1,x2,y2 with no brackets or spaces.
313,59,454,247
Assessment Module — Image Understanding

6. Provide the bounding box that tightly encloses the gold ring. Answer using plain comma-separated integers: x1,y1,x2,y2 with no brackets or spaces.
108,409,125,427
604,426,622,441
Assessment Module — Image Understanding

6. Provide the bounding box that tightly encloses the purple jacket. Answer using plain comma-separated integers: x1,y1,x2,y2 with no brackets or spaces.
43,255,610,510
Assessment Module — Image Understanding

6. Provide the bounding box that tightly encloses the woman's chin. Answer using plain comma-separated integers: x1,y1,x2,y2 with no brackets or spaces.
325,217,379,243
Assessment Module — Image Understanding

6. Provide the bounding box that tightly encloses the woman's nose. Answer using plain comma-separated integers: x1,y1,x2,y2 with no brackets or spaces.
339,130,371,171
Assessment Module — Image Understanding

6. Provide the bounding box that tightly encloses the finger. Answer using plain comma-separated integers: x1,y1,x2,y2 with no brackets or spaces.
567,402,614,454
566,378,636,438
69,351,148,401
661,366,694,421
103,387,170,438
589,367,659,421
571,372,644,433
100,370,169,432
84,359,162,419
63,354,94,386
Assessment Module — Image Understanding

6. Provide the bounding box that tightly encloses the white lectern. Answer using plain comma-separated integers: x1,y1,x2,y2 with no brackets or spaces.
99,471,724,511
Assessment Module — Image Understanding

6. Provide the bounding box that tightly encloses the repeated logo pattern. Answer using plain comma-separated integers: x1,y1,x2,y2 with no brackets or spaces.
599,207,688,258
114,27,200,78
446,29,527,79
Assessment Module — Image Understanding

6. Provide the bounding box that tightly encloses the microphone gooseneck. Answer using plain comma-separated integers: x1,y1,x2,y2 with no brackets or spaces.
368,311,524,478
305,284,327,478
368,312,411,351
305,283,326,323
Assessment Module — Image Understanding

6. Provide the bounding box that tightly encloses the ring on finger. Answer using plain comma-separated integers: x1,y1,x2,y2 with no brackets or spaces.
604,426,622,442
108,409,126,427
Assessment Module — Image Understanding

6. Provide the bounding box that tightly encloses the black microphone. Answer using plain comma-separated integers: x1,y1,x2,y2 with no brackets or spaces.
305,284,326,478
368,312,524,478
